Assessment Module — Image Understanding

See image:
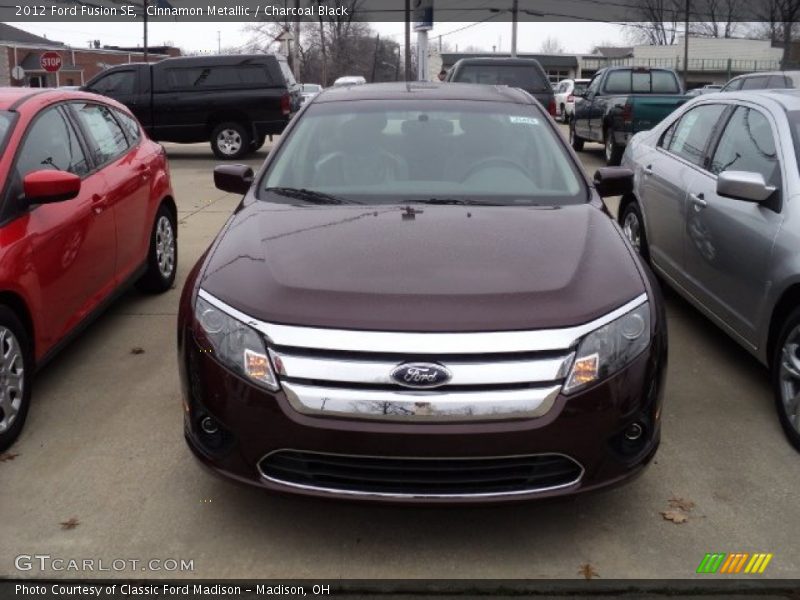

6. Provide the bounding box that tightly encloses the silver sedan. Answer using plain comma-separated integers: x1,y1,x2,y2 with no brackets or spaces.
618,89,800,452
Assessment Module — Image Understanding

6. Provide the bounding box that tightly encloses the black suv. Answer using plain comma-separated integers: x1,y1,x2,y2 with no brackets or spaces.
83,54,299,159
446,57,556,116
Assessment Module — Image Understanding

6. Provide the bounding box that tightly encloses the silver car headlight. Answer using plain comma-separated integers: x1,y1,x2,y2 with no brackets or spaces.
563,301,651,394
194,294,279,391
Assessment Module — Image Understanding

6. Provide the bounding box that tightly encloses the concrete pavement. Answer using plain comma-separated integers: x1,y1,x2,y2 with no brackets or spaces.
0,134,798,581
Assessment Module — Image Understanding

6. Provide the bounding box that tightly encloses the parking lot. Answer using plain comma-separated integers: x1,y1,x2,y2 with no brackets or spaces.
1,124,799,581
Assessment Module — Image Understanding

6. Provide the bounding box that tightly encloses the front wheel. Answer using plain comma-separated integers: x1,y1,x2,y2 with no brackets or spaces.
211,122,251,160
773,308,800,452
605,130,624,166
137,205,177,294
619,201,649,262
0,307,32,452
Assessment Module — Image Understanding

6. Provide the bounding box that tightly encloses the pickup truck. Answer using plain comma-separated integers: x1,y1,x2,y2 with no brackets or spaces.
82,54,299,159
570,66,688,165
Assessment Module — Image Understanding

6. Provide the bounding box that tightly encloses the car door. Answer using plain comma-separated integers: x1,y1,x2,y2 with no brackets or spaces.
638,103,728,282
68,101,152,284
11,105,116,345
681,104,784,345
573,73,601,139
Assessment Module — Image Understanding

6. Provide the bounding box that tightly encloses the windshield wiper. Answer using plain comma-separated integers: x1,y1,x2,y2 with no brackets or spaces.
407,198,506,206
263,187,358,205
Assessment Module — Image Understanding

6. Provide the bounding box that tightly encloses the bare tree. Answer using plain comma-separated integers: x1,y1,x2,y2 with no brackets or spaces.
746,0,800,66
539,36,565,54
688,0,743,38
625,0,683,45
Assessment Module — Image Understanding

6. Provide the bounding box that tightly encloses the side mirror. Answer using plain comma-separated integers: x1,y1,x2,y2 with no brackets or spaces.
717,170,775,203
593,167,634,197
214,164,254,195
23,170,81,205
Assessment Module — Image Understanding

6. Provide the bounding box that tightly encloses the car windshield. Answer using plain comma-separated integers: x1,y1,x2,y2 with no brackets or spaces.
0,111,13,145
302,84,321,92
787,111,800,172
260,100,585,206
453,65,550,92
573,82,588,95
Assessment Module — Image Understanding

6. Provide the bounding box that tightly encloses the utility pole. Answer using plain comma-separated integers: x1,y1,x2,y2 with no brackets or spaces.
511,0,518,57
293,0,301,78
143,0,148,62
404,0,411,81
371,34,380,82
217,31,221,53
683,0,690,88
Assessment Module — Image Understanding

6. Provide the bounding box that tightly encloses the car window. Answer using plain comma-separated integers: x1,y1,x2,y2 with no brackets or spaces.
71,102,129,164
0,111,13,148
452,65,550,92
741,76,768,90
262,100,585,206
89,70,136,95
652,71,680,92
586,74,602,95
165,65,272,90
767,74,789,88
573,82,588,96
16,106,89,178
113,108,141,145
722,78,743,92
664,104,727,166
710,107,779,187
605,70,631,94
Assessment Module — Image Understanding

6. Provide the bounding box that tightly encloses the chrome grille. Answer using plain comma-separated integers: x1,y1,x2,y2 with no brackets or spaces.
198,290,647,422
258,450,584,497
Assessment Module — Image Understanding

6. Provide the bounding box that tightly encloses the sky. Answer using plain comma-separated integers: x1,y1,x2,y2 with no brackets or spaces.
10,20,628,55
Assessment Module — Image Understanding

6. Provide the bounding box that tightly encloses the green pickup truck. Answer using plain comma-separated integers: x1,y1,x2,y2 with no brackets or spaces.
569,66,689,165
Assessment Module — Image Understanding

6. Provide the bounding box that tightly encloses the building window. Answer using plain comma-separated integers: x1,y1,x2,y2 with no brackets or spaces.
547,70,570,84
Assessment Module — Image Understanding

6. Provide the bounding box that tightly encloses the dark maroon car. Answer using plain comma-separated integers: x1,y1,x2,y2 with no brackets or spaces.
178,82,667,503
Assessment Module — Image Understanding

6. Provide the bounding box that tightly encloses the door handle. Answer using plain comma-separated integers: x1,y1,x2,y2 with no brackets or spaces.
91,194,107,214
643,165,653,176
689,192,707,210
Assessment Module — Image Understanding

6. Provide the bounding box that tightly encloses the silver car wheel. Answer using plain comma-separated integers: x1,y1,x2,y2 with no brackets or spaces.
779,326,800,433
155,215,175,279
0,327,24,434
217,129,242,156
623,211,642,254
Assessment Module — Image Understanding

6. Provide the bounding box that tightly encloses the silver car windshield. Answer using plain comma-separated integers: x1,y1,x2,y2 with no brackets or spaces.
260,100,586,206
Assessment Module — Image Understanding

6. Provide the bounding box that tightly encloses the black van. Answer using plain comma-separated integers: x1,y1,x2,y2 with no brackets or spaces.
83,54,299,159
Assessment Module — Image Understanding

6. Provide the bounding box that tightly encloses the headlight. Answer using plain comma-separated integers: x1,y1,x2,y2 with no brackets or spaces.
193,295,279,391
563,301,650,394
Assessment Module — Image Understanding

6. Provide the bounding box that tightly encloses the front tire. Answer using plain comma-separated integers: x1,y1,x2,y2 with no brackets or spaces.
137,204,177,294
211,122,251,160
619,201,649,262
773,308,800,452
605,129,624,166
569,122,584,152
0,307,32,452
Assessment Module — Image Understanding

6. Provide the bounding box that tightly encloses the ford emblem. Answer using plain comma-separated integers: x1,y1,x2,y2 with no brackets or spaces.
391,362,452,389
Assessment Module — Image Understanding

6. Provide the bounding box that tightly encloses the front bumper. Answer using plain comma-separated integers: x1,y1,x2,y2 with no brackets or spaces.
179,332,665,504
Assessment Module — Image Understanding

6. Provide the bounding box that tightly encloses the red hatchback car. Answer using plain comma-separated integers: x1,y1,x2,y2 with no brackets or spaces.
0,88,177,450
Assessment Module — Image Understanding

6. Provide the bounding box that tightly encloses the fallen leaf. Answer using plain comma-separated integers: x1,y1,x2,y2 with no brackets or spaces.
0,452,19,462
130,347,145,355
668,496,695,512
578,563,600,580
60,517,80,530
661,509,689,524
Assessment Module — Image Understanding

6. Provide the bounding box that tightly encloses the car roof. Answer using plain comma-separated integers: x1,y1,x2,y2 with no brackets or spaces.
453,57,542,66
693,88,800,110
314,81,535,104
0,86,129,112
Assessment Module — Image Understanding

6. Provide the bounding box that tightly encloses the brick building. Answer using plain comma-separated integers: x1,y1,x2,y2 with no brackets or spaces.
0,23,179,88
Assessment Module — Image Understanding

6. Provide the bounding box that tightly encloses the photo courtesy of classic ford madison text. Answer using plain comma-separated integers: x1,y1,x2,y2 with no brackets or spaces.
1,0,800,595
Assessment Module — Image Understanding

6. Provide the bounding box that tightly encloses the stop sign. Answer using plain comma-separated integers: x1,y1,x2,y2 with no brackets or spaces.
40,52,62,73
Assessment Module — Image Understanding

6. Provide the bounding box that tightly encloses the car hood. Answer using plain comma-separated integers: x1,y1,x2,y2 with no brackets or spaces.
199,201,645,332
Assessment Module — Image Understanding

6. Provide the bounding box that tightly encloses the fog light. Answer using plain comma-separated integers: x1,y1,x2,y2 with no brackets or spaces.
200,416,219,434
624,422,644,441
